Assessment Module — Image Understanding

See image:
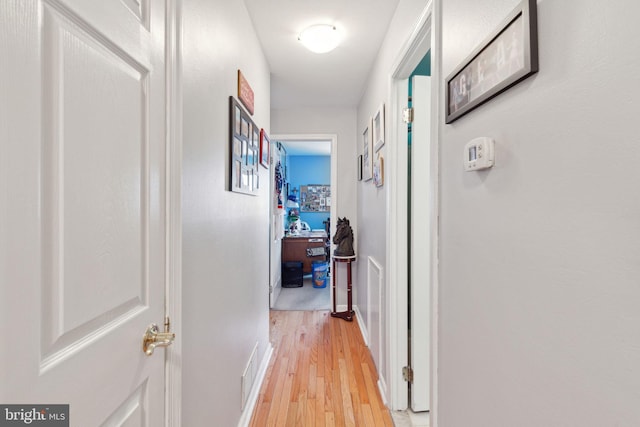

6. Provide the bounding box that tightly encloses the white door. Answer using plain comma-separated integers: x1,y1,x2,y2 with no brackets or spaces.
410,75,432,412
1,0,169,425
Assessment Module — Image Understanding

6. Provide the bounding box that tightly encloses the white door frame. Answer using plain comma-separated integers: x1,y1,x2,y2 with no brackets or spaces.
270,133,338,306
166,0,182,425
386,1,441,424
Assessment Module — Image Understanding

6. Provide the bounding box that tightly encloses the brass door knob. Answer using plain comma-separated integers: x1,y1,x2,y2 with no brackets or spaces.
142,323,175,356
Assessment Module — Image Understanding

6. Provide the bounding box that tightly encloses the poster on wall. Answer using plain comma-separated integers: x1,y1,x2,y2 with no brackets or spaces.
300,185,331,212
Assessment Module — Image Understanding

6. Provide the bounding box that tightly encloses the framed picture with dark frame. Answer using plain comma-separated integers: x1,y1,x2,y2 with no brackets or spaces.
445,0,538,124
362,118,373,181
259,129,270,168
229,96,259,195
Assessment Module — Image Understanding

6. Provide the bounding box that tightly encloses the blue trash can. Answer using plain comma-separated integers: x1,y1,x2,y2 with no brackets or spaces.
312,261,328,288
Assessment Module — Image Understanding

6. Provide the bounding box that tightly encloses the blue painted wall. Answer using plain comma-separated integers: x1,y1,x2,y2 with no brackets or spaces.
289,156,331,230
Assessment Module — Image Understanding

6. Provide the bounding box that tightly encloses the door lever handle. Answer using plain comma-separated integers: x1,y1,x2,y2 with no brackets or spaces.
143,323,175,356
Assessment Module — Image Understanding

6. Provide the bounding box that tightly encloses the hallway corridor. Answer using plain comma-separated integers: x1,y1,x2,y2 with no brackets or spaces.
249,310,394,426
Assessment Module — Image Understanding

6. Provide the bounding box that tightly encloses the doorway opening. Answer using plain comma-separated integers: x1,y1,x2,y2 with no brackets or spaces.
386,2,439,422
268,134,338,311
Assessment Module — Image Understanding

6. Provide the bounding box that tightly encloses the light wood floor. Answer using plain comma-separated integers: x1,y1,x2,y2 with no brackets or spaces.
249,310,394,427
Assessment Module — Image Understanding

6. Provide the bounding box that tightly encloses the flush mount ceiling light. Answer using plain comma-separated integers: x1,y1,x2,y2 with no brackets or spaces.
298,24,341,54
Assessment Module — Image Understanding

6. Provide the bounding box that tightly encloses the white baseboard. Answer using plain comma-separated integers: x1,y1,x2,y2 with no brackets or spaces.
353,305,369,347
270,277,282,309
378,376,388,407
237,343,274,427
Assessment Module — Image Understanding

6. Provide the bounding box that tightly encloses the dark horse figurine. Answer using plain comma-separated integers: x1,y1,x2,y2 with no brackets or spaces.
333,217,355,257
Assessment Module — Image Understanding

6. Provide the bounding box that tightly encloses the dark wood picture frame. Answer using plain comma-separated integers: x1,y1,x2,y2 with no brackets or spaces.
445,0,538,123
229,96,259,195
259,129,270,169
362,119,373,181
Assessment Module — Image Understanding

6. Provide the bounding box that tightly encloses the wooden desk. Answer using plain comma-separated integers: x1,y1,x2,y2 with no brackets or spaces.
281,231,328,273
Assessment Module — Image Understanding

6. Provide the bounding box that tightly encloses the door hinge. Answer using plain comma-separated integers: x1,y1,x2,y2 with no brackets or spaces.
402,366,413,383
402,107,413,124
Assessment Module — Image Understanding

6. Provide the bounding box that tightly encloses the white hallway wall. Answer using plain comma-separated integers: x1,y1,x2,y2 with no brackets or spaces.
356,0,433,405
181,0,271,425
439,0,640,426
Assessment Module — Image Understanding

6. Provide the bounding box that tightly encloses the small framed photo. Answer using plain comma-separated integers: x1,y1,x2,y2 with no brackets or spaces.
373,156,384,187
445,0,538,123
259,129,270,168
362,119,373,181
373,104,385,152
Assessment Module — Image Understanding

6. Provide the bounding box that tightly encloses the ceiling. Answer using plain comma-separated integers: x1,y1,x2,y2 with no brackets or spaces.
279,139,332,156
243,0,401,110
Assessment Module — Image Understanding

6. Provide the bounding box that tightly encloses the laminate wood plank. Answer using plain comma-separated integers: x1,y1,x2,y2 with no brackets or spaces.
261,344,282,404
351,348,370,405
361,362,394,427
274,370,294,426
285,402,298,427
308,363,317,400
264,356,287,427
350,391,366,426
338,358,356,427
361,403,376,427
251,401,270,427
296,334,311,402
315,377,325,427
331,363,345,427
325,412,335,427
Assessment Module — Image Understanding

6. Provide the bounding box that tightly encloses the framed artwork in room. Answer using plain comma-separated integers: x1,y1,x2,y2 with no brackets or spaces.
260,129,270,168
445,0,538,123
373,103,385,152
373,155,384,187
362,118,373,181
229,96,259,195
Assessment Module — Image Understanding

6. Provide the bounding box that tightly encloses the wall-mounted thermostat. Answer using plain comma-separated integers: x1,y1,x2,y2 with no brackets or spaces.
464,137,494,171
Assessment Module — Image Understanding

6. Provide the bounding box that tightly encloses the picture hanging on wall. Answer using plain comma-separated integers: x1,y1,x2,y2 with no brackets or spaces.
237,69,255,115
259,128,270,168
229,96,260,195
373,103,385,152
445,0,538,123
362,118,373,181
300,185,331,212
373,155,384,187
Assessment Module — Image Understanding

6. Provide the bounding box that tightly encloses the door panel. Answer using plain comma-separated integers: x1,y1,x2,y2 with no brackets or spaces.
41,4,149,362
410,75,431,412
1,0,167,425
